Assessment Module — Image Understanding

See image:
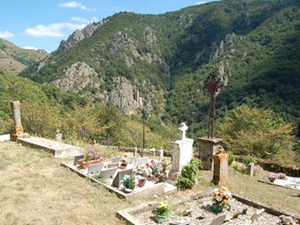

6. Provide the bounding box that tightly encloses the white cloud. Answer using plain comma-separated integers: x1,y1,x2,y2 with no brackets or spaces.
196,1,209,4
0,31,14,39
25,22,86,37
22,46,38,50
58,1,95,12
71,16,98,23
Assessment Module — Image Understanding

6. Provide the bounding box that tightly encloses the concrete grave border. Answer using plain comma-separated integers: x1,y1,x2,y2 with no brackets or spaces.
17,137,84,158
61,162,176,200
258,179,300,191
117,191,300,225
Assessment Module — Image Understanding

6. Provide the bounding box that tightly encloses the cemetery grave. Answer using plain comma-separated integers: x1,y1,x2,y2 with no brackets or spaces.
117,191,300,225
258,173,300,191
62,155,177,200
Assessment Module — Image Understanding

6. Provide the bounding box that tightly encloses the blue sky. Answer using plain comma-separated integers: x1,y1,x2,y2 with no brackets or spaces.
0,0,217,52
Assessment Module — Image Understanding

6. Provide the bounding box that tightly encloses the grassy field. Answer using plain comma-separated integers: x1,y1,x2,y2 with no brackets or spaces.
0,141,299,225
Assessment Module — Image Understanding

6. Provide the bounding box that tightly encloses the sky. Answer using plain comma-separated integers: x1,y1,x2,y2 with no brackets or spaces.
0,0,217,53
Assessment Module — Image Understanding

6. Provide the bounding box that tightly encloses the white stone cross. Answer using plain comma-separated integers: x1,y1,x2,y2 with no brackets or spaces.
178,122,188,140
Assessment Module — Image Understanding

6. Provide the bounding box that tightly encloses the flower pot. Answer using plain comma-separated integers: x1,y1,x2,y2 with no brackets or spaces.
211,204,223,213
138,179,146,188
120,165,127,170
154,214,167,223
269,178,275,182
79,160,100,169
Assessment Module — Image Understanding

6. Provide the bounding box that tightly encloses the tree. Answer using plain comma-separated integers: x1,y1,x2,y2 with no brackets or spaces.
64,104,103,141
217,104,295,160
97,103,124,145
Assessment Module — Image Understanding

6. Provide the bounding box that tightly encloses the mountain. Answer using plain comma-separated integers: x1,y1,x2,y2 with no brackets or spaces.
0,38,49,74
18,0,300,138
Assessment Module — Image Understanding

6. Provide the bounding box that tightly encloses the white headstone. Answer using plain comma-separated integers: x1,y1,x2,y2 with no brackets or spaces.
169,123,194,180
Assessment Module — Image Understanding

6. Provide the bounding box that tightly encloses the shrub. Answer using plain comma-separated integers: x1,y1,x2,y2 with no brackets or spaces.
227,151,235,165
177,158,203,189
243,154,257,166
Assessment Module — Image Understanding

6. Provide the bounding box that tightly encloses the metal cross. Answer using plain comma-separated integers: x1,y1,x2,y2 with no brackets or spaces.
204,69,223,138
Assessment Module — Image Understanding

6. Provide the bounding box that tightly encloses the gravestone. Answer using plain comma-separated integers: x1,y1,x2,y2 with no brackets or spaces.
112,168,133,188
55,129,62,142
159,149,164,161
10,100,30,141
248,162,255,177
211,146,229,187
198,137,223,170
169,123,194,180
134,147,138,156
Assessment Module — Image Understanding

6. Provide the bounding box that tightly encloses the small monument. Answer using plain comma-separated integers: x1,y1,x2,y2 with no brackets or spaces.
10,100,30,141
198,137,223,170
55,129,62,142
10,81,29,141
169,123,194,180
211,146,229,187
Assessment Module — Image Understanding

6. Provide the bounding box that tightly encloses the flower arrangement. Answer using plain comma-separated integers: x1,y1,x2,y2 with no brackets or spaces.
79,148,105,163
146,159,157,169
212,187,232,212
156,200,171,217
268,172,286,182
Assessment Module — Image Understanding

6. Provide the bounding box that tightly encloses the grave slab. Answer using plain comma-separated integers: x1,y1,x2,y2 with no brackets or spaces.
17,137,84,158
62,162,177,200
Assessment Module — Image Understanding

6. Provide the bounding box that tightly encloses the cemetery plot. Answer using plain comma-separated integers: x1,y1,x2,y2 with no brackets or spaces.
258,174,300,191
117,191,300,225
17,137,84,158
62,156,176,200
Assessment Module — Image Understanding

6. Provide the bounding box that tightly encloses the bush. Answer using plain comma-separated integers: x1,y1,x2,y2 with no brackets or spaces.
243,154,257,166
227,151,235,165
177,158,203,190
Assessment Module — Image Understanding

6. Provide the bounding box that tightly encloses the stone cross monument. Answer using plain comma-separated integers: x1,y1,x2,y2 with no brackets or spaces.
10,81,30,141
169,123,194,180
10,101,30,141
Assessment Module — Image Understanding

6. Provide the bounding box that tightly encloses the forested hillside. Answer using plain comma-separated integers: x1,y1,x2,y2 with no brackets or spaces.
0,0,298,159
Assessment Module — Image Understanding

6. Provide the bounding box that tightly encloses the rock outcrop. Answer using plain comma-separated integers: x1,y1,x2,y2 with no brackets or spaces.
51,61,106,100
109,77,143,115
57,21,106,52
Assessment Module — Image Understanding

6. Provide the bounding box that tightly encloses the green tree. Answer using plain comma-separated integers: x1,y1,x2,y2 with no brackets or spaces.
97,103,124,145
217,104,295,160
63,104,103,141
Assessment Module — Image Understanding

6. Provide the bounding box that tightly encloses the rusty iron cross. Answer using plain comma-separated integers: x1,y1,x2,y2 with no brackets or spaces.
204,69,223,138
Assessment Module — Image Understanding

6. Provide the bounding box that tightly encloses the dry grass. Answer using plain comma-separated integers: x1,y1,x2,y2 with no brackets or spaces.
0,141,299,225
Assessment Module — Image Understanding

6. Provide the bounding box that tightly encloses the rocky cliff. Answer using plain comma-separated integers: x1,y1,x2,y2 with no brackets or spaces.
57,21,107,52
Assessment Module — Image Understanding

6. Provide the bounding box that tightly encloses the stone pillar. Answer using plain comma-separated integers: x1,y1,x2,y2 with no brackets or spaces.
159,149,164,161
212,147,229,187
248,163,255,177
55,129,62,142
197,137,223,170
169,123,194,180
134,147,138,156
10,101,30,141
